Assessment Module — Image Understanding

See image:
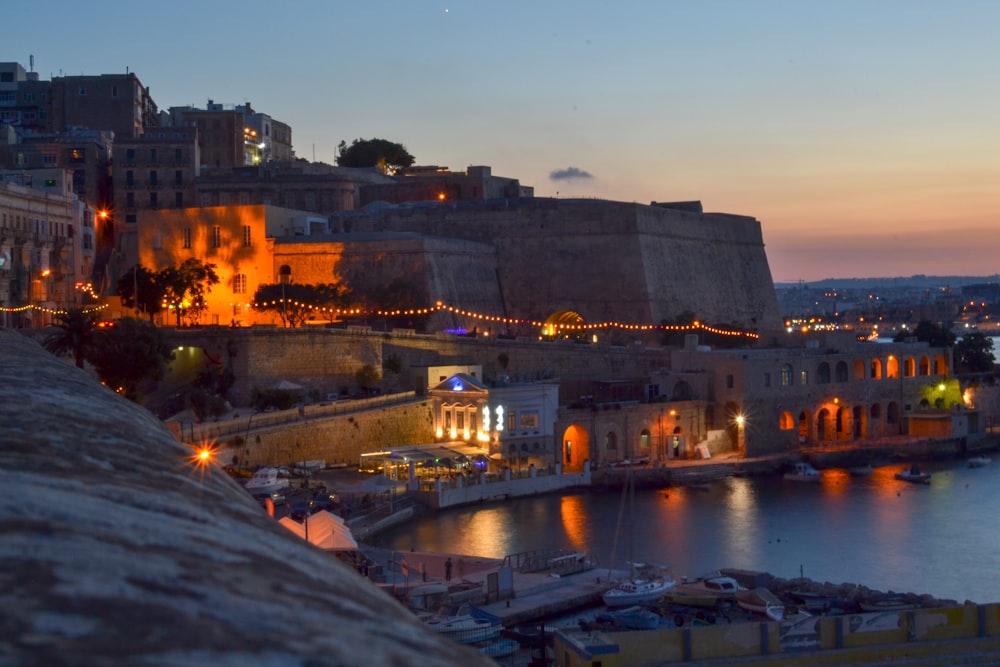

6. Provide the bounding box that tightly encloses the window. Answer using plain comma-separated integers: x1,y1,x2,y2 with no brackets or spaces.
780,364,793,386
800,370,809,385
507,411,516,431
174,170,182,186
175,192,183,208
520,411,539,429
125,148,135,164
149,171,158,186
69,149,85,163
125,214,137,224
242,225,251,247
111,85,118,97
764,372,771,388
125,170,134,186
149,148,157,164
233,273,247,294
238,191,250,206
78,86,86,95
457,412,464,430
149,192,158,209
174,148,183,163
182,227,191,249
726,374,734,389
0,91,16,105
211,225,221,248
125,192,135,208
42,153,56,167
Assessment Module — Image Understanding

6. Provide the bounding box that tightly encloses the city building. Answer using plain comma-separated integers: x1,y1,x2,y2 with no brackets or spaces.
0,168,98,327
163,101,292,170
359,165,533,206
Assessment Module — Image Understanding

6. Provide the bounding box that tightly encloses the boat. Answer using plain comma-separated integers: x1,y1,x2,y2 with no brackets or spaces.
597,605,662,630
894,464,932,484
968,455,992,468
849,464,874,476
783,461,821,482
421,604,502,644
858,596,914,612
736,587,785,621
244,467,290,494
603,471,676,607
474,637,519,658
603,575,677,607
667,575,743,607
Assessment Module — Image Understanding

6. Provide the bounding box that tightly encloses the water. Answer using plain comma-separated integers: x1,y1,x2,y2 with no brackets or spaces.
374,458,1000,604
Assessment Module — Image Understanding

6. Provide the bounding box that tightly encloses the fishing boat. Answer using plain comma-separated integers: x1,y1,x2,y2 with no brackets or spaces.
783,461,821,482
894,464,931,484
736,587,785,621
968,455,992,468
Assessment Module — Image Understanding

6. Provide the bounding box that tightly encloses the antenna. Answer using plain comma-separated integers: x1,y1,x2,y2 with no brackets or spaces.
29,55,34,72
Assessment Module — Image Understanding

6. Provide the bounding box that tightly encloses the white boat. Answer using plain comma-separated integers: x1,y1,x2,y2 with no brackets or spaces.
736,587,785,621
783,461,821,482
244,467,290,494
603,575,676,607
603,471,676,607
894,464,931,484
968,456,992,468
421,604,502,644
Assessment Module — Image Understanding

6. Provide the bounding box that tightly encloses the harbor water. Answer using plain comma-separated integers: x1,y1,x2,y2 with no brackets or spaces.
374,457,1000,604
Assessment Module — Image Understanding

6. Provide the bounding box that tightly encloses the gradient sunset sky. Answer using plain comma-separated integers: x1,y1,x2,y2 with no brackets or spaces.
7,1,999,282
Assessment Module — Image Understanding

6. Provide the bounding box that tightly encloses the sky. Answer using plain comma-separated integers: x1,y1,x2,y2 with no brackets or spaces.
7,1,1000,282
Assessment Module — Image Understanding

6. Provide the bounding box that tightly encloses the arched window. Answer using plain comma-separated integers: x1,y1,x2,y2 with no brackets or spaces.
779,411,795,430
781,364,793,386
835,361,849,383
817,362,831,384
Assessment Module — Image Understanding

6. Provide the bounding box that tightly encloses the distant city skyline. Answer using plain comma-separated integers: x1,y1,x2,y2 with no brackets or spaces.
6,1,998,282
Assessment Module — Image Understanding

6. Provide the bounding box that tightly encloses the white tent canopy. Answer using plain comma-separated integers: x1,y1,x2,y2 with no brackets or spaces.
279,511,358,551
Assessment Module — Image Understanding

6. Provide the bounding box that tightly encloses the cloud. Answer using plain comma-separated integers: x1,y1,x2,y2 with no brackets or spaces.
549,166,594,181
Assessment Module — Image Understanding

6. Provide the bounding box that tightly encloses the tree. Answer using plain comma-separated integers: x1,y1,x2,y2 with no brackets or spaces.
336,138,415,174
355,363,381,394
159,258,220,327
893,320,955,347
252,282,321,327
87,317,175,401
955,332,995,374
116,265,164,322
44,308,96,368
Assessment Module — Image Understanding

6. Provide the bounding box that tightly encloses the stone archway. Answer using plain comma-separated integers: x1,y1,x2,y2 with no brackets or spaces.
542,310,585,339
561,423,591,473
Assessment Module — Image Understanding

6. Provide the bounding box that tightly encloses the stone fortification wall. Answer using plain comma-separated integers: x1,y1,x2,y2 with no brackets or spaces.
167,327,674,407
336,198,781,330
230,399,436,468
274,234,501,332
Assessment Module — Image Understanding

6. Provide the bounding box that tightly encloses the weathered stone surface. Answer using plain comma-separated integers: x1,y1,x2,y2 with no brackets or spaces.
0,330,493,666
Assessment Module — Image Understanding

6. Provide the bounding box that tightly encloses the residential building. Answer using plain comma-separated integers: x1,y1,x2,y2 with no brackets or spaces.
0,169,97,327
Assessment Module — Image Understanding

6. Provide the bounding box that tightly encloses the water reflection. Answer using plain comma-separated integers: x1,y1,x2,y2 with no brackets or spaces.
376,460,1000,603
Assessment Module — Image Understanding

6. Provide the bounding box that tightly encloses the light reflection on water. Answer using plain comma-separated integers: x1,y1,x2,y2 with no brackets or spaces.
375,459,1000,603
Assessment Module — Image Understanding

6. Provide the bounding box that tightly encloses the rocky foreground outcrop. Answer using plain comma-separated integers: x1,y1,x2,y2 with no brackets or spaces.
0,330,492,666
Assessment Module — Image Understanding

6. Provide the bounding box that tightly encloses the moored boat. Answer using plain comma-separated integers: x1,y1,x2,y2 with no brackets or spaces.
894,464,931,484
736,587,785,621
784,461,821,482
602,575,676,607
968,455,991,468
244,467,290,494
421,604,502,644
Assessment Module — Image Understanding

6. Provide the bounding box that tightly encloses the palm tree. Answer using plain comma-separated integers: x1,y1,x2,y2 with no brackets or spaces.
44,308,96,368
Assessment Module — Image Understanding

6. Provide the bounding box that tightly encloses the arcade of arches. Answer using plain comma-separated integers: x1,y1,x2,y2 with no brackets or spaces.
774,352,951,445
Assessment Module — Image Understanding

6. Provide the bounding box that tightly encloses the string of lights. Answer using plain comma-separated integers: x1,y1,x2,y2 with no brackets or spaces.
237,298,759,339
0,303,108,315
